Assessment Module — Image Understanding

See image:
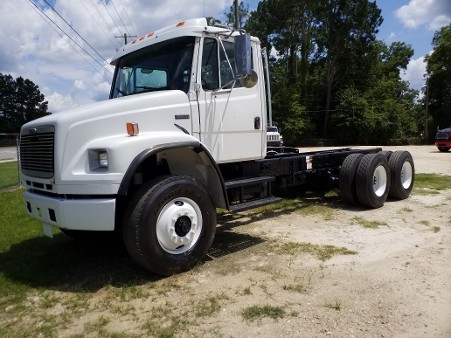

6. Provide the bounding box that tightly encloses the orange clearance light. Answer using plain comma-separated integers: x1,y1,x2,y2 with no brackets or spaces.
126,122,139,136
146,32,154,38
176,21,186,27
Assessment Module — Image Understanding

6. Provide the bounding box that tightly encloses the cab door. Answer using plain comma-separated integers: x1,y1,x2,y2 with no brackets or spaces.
193,36,265,163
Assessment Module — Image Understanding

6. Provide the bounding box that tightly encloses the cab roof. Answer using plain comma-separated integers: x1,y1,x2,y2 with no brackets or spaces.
110,18,248,66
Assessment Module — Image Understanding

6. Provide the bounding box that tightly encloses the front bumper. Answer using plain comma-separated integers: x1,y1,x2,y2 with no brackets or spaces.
23,190,116,232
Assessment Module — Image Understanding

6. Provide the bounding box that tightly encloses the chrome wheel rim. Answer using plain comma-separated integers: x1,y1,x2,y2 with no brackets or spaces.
400,161,413,189
373,165,388,197
156,197,203,254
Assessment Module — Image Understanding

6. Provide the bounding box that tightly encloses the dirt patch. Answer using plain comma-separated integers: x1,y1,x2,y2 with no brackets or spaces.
2,145,451,337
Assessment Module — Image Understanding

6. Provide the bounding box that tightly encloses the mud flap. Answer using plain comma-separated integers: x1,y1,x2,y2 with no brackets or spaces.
43,223,54,238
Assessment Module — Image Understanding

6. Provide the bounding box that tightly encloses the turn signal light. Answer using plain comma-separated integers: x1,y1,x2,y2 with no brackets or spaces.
126,122,139,136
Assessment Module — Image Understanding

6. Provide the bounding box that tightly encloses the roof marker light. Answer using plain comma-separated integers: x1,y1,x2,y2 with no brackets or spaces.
126,122,139,136
176,21,186,27
146,32,154,38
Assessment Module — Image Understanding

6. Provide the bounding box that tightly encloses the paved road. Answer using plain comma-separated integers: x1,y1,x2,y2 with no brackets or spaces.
0,147,18,161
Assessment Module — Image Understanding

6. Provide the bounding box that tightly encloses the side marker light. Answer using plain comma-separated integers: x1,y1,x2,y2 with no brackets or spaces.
126,122,139,136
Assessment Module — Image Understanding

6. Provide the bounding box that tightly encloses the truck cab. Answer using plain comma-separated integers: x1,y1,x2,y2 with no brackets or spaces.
109,18,267,163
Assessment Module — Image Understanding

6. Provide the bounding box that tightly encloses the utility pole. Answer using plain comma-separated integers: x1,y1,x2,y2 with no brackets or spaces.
115,33,137,45
425,76,429,143
234,0,239,30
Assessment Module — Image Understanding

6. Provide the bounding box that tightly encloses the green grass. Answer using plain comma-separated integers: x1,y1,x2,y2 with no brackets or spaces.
241,305,286,321
275,241,357,261
324,299,342,311
0,189,154,336
352,216,387,229
0,160,19,190
282,282,309,293
413,173,451,195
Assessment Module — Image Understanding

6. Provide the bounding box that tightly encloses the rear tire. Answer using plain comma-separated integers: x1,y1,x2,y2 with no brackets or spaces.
388,150,414,200
438,147,450,152
356,154,390,209
339,153,364,205
379,150,393,160
123,176,216,276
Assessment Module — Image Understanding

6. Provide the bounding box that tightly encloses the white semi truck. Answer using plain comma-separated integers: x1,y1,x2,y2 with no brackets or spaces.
19,18,414,276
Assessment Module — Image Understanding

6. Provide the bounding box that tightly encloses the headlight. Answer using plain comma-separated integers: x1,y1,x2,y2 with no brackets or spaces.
98,151,109,168
88,149,109,171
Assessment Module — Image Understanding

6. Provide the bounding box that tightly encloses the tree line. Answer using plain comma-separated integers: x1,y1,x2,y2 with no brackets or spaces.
228,0,451,145
0,73,49,133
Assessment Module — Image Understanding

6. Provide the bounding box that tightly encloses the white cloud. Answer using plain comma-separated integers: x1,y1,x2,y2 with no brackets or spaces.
74,80,86,90
0,0,233,112
401,55,428,92
396,0,451,31
45,91,77,113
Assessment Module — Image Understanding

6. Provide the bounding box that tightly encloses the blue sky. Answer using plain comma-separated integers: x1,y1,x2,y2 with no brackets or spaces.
0,0,450,112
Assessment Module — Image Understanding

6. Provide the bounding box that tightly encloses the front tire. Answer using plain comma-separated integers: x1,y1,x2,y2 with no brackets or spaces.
123,176,216,276
438,146,450,152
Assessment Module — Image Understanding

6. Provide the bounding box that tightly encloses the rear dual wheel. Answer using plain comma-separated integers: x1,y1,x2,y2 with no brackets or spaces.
339,153,364,205
340,151,414,208
355,154,390,209
388,150,414,200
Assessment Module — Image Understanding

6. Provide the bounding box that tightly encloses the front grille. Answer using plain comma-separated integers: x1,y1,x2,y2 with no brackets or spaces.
20,125,55,179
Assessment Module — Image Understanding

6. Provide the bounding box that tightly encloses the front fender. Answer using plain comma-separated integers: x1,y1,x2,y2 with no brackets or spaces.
56,131,201,195
118,142,228,210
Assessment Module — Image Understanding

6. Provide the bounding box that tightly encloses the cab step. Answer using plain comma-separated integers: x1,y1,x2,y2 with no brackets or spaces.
229,196,282,212
225,176,279,212
225,176,276,189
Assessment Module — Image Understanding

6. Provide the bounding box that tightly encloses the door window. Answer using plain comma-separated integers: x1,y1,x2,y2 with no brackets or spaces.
201,38,242,91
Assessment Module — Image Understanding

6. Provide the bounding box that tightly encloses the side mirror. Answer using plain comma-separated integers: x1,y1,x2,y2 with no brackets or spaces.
234,34,252,77
234,33,258,88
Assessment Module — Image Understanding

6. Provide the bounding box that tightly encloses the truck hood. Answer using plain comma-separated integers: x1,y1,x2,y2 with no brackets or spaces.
21,90,190,132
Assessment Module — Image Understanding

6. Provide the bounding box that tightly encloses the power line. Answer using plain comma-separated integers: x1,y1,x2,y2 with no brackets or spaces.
110,0,131,36
41,0,110,65
115,0,138,36
88,0,120,45
100,0,123,35
24,0,113,76
24,0,112,84
80,0,120,51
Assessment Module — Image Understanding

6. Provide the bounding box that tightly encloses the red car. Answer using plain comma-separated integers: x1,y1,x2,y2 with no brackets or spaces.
435,127,451,152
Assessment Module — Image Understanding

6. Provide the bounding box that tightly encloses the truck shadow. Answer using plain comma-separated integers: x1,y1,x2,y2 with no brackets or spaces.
0,229,265,293
0,234,157,292
0,193,370,293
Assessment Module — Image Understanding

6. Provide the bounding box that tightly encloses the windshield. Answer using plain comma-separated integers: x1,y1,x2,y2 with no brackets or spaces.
110,36,195,98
